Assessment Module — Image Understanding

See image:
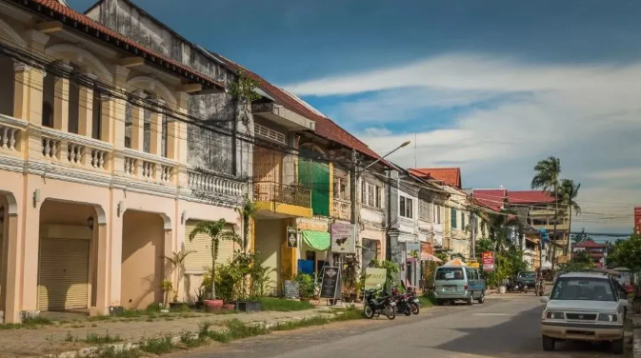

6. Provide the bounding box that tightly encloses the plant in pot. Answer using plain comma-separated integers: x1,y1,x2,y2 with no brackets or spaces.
296,273,315,302
231,252,263,312
188,219,241,312
194,286,206,310
160,279,173,311
162,249,194,311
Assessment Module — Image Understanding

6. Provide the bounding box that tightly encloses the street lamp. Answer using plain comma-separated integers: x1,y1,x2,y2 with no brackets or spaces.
362,140,411,172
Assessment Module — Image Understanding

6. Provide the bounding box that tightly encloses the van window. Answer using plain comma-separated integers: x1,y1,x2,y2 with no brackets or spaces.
436,267,464,280
466,268,478,280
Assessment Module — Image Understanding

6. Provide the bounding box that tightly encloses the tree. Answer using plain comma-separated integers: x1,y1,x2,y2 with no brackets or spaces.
162,249,194,302
531,156,561,271
238,198,257,254
571,228,590,244
486,210,520,255
188,219,241,300
608,234,641,276
558,179,581,255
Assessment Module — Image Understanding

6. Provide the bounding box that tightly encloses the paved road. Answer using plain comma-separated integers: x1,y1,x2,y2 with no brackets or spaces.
167,296,621,358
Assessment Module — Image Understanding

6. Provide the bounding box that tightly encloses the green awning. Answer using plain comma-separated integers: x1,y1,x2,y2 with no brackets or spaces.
301,230,330,251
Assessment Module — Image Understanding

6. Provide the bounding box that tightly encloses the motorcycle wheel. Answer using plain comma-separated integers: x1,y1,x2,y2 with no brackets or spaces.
385,305,396,320
410,303,420,315
364,305,375,319
403,305,411,316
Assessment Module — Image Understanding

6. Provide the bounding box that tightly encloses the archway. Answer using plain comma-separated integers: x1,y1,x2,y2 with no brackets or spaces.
37,200,102,313
121,210,169,309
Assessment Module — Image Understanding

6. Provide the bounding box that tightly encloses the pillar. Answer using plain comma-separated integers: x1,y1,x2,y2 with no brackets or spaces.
130,92,146,151
1,194,22,323
77,74,96,138
176,92,190,190
108,211,123,308
52,64,72,132
20,184,40,313
91,222,109,316
149,98,163,157
280,218,297,282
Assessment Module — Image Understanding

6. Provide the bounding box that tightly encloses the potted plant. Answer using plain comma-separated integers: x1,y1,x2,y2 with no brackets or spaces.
162,249,194,310
161,279,173,311
188,219,241,312
296,274,315,302
194,286,206,310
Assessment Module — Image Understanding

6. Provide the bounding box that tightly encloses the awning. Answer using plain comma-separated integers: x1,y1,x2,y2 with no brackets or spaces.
443,259,467,267
301,230,330,251
420,252,443,263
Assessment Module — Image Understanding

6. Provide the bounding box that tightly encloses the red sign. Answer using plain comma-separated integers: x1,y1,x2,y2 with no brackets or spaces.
635,207,641,235
482,251,495,272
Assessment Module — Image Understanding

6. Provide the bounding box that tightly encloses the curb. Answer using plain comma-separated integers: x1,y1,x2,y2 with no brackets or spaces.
39,311,343,358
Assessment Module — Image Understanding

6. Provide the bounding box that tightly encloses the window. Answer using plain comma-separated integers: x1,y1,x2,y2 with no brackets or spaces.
435,267,463,281
551,277,615,302
42,73,56,128
451,208,457,229
419,200,432,221
399,196,413,218
362,182,383,208
481,221,487,237
68,80,80,134
0,54,15,116
254,123,286,144
334,177,348,199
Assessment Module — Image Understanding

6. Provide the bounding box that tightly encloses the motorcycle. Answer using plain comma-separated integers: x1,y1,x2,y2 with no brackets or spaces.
507,277,527,293
534,277,545,296
363,287,396,320
404,287,421,315
391,288,414,316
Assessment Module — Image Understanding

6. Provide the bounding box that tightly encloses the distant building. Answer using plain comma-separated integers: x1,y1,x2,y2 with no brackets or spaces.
572,240,607,268
635,207,641,235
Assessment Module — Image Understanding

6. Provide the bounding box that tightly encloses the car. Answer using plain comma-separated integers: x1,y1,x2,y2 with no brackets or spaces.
540,272,629,354
517,271,537,288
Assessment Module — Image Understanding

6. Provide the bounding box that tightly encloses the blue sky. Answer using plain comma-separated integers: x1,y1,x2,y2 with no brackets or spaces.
69,0,641,235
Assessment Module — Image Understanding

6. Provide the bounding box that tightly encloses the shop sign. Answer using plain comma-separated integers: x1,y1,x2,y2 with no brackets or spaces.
364,267,387,290
331,223,356,253
287,226,298,248
482,251,495,271
320,266,341,299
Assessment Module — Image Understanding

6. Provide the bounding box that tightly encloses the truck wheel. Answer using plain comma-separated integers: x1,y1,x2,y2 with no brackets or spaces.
466,297,473,305
542,335,555,351
477,291,485,304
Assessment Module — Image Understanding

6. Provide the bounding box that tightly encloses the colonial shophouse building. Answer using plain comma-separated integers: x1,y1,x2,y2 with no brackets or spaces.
0,0,247,323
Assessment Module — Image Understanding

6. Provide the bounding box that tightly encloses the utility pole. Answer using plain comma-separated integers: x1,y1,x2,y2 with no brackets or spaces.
551,180,558,272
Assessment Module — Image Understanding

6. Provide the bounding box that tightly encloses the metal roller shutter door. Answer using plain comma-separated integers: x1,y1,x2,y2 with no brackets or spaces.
184,221,237,272
38,238,90,311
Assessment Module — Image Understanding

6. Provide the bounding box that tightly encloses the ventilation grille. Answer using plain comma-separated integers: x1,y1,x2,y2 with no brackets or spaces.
255,123,286,144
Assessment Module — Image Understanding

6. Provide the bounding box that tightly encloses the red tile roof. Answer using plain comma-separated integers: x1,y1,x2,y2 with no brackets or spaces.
210,54,384,161
574,240,607,248
23,0,224,90
409,168,461,188
507,190,556,204
472,189,507,212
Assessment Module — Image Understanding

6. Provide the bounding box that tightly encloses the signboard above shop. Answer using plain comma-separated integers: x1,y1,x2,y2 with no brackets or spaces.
331,223,355,253
482,251,495,271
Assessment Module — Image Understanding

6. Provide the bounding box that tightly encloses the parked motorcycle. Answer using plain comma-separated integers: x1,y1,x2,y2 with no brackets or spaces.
391,289,413,317
364,288,396,320
534,278,545,296
404,287,421,315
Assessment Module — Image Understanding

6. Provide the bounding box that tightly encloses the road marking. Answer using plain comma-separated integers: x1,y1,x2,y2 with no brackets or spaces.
472,313,513,316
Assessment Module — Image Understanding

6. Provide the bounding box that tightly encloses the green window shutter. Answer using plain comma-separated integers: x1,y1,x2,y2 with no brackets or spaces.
451,208,457,229
298,150,330,216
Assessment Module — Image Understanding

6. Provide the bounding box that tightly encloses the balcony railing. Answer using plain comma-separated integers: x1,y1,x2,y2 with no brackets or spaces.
189,170,244,197
122,148,177,184
0,114,26,156
332,198,352,221
253,181,311,208
40,127,113,172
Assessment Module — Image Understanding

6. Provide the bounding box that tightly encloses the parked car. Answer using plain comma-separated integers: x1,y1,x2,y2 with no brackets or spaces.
540,272,629,354
517,271,537,289
433,265,485,305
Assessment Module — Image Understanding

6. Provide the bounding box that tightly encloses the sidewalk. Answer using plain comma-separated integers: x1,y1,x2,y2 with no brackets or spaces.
633,314,641,358
0,306,341,358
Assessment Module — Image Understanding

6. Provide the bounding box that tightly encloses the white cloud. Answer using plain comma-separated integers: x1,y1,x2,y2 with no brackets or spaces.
285,53,641,234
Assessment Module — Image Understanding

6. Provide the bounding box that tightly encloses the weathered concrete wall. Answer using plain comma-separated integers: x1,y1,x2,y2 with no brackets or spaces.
86,0,251,177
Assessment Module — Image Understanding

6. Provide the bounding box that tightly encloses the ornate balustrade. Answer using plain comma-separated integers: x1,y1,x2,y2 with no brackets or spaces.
189,170,244,197
332,198,352,221
253,181,311,208
40,127,112,171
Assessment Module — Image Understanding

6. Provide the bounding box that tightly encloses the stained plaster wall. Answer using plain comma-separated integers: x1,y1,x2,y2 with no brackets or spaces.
86,0,252,178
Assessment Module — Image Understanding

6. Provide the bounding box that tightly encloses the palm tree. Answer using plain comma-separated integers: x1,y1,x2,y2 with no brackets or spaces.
162,249,195,302
487,210,520,255
531,156,561,270
238,198,258,254
558,179,581,256
188,219,241,300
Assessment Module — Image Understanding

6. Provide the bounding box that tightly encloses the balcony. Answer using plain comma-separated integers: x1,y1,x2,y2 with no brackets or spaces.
253,181,312,218
188,170,244,199
332,198,352,221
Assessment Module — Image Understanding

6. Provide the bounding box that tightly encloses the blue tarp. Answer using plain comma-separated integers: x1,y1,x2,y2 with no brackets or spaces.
298,259,314,275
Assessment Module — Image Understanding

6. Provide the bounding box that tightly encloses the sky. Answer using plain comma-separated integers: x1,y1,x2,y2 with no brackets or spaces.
69,0,641,237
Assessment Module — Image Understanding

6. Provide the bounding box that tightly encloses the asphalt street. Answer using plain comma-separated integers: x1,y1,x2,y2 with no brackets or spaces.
166,295,623,358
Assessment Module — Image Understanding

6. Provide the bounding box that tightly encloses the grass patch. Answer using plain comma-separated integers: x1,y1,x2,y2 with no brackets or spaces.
419,293,436,308
259,297,314,311
139,336,176,355
89,347,142,358
179,330,206,348
0,316,53,330
85,332,124,344
274,307,363,330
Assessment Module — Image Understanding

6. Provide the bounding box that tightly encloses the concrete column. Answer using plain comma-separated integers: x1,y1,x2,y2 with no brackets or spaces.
108,211,123,307
77,82,94,138
175,92,189,190
1,200,22,323
53,66,72,132
148,98,164,157
130,92,146,151
20,183,41,313
92,222,109,316
111,66,129,151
